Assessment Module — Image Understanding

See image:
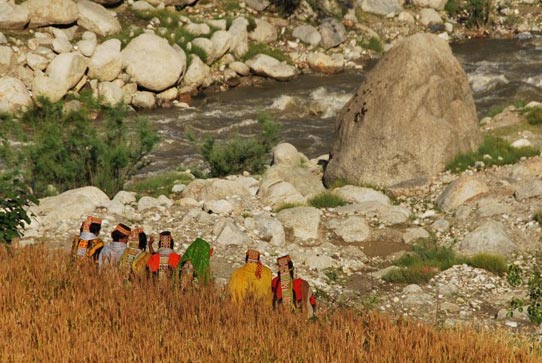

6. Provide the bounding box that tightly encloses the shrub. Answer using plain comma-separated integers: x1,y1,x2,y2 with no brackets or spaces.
523,107,542,125
308,192,347,208
445,0,459,16
446,135,539,173
0,98,159,198
198,112,281,177
273,202,305,213
396,239,465,271
467,253,507,275
533,211,542,224
0,174,37,243
125,171,194,198
507,264,523,287
382,266,438,284
360,37,383,53
243,43,291,64
509,270,542,325
465,0,493,28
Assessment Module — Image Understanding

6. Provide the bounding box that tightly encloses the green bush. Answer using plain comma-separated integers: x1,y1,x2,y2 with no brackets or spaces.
467,253,507,275
359,37,383,53
382,266,438,284
0,174,37,243
125,171,194,198
446,135,539,173
308,192,347,208
509,271,542,325
396,239,466,271
199,112,281,177
273,202,305,213
0,98,159,198
445,0,459,16
523,107,542,125
465,0,493,28
243,43,291,64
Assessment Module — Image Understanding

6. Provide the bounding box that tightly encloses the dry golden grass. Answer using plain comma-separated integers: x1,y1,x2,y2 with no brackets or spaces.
0,246,540,363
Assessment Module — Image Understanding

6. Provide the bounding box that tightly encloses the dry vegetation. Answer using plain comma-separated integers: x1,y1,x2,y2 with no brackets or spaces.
0,246,540,363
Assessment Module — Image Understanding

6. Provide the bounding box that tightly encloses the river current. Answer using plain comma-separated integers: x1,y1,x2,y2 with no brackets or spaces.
141,37,542,174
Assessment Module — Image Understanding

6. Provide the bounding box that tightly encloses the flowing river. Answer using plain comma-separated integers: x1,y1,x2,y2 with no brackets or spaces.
141,37,542,174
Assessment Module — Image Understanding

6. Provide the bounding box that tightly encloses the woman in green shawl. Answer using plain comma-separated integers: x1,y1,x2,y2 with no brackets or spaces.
177,238,213,288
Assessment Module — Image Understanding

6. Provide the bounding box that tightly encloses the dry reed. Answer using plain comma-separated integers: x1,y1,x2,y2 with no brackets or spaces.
0,246,540,363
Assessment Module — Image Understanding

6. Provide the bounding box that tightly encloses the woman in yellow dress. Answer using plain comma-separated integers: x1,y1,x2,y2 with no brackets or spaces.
227,249,272,306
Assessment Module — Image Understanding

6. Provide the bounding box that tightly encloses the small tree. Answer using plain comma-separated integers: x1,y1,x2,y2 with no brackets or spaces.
0,174,37,244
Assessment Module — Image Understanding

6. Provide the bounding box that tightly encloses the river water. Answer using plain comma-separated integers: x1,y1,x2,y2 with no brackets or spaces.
142,37,542,174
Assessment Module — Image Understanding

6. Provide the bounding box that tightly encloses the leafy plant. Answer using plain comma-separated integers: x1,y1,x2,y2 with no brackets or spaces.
465,0,493,28
125,171,194,198
467,253,507,275
0,174,37,243
243,43,291,64
308,192,347,208
523,107,542,125
508,270,542,325
507,264,523,287
446,135,539,173
533,211,542,224
445,0,459,16
359,37,383,53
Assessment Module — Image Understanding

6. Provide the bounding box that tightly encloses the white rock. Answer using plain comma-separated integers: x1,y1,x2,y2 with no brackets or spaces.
436,176,488,211
112,191,136,205
419,8,443,26
460,221,516,256
46,52,88,91
88,39,122,81
229,61,250,76
182,54,210,88
292,24,321,46
0,76,32,114
249,19,277,44
332,185,390,205
172,184,186,193
131,91,156,109
204,200,234,214
137,196,161,211
24,0,78,27
210,30,232,61
327,216,370,243
52,37,72,53
276,207,321,240
0,2,29,30
77,0,121,37
216,220,249,246
98,81,123,106
157,195,173,208
511,138,533,148
402,227,430,244
245,54,297,81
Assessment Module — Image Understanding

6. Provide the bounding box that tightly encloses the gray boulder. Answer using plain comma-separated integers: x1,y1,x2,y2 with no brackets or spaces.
249,19,277,44
31,73,68,103
307,52,344,74
324,34,481,188
0,76,32,114
244,0,270,11
413,0,446,10
182,178,251,202
46,52,88,91
210,30,232,61
246,54,297,81
131,91,156,109
318,18,346,49
228,17,249,58
122,33,186,92
460,221,517,256
245,214,285,246
276,207,321,240
437,176,489,211
23,0,78,27
0,2,29,30
215,220,249,246
77,0,121,37
513,180,542,200
360,0,403,16
0,46,14,76
191,37,214,64
419,8,443,26
98,81,123,106
332,185,390,205
182,55,210,88
76,32,97,57
327,216,370,243
88,39,122,82
292,25,321,47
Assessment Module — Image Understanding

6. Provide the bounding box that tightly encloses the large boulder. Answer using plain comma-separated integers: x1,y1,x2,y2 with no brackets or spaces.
318,18,346,49
0,76,32,114
324,34,481,188
0,2,29,30
292,25,321,47
182,178,251,202
77,0,121,37
23,0,78,27
276,207,321,241
459,221,517,256
228,17,249,58
0,46,14,76
32,73,68,103
46,52,88,91
182,54,210,88
245,54,297,81
88,39,122,82
249,19,277,44
413,0,447,10
436,175,489,211
360,0,403,16
121,33,186,92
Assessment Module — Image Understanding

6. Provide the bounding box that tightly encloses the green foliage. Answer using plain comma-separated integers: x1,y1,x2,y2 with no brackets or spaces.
359,37,383,53
467,253,507,275
465,0,493,28
507,264,523,287
308,192,347,208
509,270,542,325
243,43,291,64
382,266,438,284
198,112,281,177
272,202,305,213
223,0,241,11
445,0,459,16
126,171,194,198
190,45,209,63
533,211,542,224
324,267,343,283
395,239,466,272
105,25,144,49
446,135,539,173
523,107,542,125
0,174,37,244
270,0,301,15
0,98,159,198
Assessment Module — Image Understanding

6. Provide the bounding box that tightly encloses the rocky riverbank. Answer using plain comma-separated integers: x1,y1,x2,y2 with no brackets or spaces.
1,0,542,112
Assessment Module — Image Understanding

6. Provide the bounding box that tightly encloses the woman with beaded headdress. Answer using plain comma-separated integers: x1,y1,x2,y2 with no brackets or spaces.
71,216,104,263
227,249,272,305
146,231,181,280
119,227,152,279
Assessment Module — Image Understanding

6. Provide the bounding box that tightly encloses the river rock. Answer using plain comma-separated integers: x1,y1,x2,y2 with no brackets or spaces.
113,190,136,205
76,32,98,57
419,8,443,26
332,185,390,205
29,186,110,227
157,87,178,103
327,216,370,243
511,138,533,148
305,253,334,271
182,178,252,202
182,55,210,88
402,227,430,244
307,52,344,74
0,2,29,30
413,0,446,10
31,73,67,103
292,25,321,46
24,0,78,27
257,181,305,208
132,0,155,11
0,46,13,76
52,38,72,54
246,54,297,81
122,33,186,92
77,0,121,37
276,207,321,240
191,37,214,64
259,162,325,200
88,39,121,81
513,180,542,200
137,196,161,211
244,0,270,11
204,200,233,215
215,220,249,246
46,52,88,91
245,214,285,246
228,17,249,58
131,91,156,109
249,19,277,44
0,76,32,114
210,30,231,62
436,175,489,211
272,143,308,166
229,61,250,76
459,221,517,256
324,34,481,188
318,18,346,49
510,158,542,179
360,0,403,16
207,19,226,30
184,22,211,37
121,83,137,104
98,81,123,106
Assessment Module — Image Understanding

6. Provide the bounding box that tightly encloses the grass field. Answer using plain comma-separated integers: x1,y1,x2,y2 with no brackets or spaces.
0,246,540,362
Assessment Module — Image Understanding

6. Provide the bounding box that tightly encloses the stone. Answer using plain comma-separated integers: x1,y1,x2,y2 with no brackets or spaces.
210,30,232,61
397,11,415,23
259,163,325,199
419,8,443,26
0,76,32,114
184,22,211,37
0,2,30,30
292,25,321,46
510,158,542,180
513,180,542,200
249,19,277,44
0,46,14,76
122,33,186,92
77,0,121,37
431,219,450,232
228,17,249,59
276,207,321,240
204,200,234,214
182,54,210,88
31,73,67,103
88,39,122,82
318,18,347,49
121,83,137,104
511,138,533,148
46,52,88,91
460,221,517,256
436,176,489,211
207,19,227,30
245,54,297,81
402,227,430,244
305,253,334,270
307,52,344,74
244,214,285,246
157,87,178,102
244,0,270,11
360,0,403,16
52,38,72,53
76,32,98,57
413,0,447,10
327,216,370,242
131,91,156,109
98,81,123,106
324,34,481,188
113,190,137,205
272,143,308,166
137,196,161,211
132,1,155,11
216,220,249,246
191,37,215,64
157,195,173,208
332,186,390,205
24,0,78,27
229,61,250,76
182,178,251,202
